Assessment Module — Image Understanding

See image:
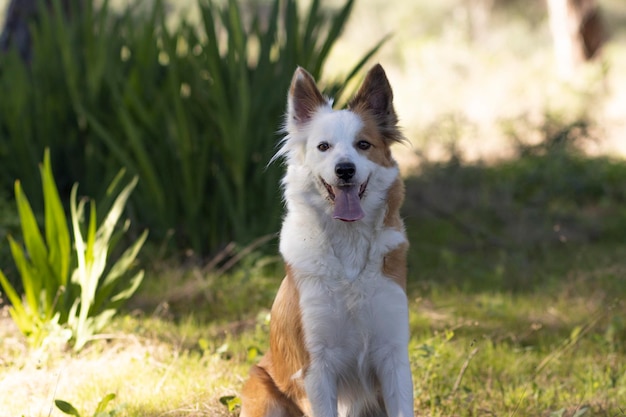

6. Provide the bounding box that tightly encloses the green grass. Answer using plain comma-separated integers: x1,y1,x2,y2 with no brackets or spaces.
1,152,625,417
406,256,625,415
1,247,623,416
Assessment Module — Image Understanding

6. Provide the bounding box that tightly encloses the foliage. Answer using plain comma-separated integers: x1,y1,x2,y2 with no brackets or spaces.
219,395,241,412
0,151,69,348
56,393,123,417
0,0,386,257
0,150,147,350
405,119,626,291
68,172,148,350
0,189,20,290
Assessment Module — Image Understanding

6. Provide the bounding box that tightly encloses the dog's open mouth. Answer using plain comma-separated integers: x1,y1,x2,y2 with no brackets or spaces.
321,177,368,222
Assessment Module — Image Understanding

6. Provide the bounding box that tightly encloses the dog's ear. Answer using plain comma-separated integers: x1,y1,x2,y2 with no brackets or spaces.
349,64,401,142
288,67,327,125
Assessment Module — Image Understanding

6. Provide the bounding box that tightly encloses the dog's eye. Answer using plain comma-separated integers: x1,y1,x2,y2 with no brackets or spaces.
317,142,330,152
356,140,371,150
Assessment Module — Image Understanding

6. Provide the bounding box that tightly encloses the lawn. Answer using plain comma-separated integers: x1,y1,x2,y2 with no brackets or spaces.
1,245,624,417
1,149,625,417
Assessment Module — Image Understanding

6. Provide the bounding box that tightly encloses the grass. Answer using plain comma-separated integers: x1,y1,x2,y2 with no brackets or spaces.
1,151,625,417
407,260,625,415
0,260,623,416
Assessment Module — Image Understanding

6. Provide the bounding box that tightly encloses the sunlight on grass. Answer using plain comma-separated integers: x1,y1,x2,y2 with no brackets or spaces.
1,247,623,417
0,314,251,417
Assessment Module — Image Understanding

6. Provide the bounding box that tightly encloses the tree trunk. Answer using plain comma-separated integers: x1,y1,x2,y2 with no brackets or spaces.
547,0,606,78
0,0,38,61
0,0,76,62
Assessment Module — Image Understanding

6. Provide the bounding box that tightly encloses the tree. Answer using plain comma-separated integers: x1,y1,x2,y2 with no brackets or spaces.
547,0,606,78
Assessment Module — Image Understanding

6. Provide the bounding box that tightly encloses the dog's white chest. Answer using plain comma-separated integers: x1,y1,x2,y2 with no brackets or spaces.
297,267,408,353
280,209,406,279
295,267,410,416
282,214,409,362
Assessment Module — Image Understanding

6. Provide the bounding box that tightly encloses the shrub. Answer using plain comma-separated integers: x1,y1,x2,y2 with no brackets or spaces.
0,0,385,257
0,150,147,350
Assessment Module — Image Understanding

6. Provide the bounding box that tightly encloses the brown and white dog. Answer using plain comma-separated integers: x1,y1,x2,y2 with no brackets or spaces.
240,64,413,417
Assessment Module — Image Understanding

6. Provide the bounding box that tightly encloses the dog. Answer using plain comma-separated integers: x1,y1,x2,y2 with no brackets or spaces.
240,64,413,417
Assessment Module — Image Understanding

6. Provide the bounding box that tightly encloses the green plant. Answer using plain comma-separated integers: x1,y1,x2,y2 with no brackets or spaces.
56,393,122,417
0,0,385,257
0,149,147,350
67,172,147,350
0,189,20,291
86,0,386,254
219,395,241,412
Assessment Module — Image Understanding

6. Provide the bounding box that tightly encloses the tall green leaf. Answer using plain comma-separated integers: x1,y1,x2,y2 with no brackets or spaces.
70,176,145,350
1,150,146,350
41,149,71,289
0,269,31,335
0,0,387,257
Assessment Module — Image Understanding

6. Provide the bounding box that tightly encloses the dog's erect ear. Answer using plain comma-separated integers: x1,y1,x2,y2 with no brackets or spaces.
349,64,400,141
288,67,327,125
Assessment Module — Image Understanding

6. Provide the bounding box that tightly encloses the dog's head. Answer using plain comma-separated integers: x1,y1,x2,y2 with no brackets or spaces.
276,64,404,222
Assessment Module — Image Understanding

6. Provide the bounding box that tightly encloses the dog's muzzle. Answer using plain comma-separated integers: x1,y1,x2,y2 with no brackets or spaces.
320,164,368,222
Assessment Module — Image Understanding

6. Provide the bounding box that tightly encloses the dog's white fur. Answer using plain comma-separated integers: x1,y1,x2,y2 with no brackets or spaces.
241,64,413,417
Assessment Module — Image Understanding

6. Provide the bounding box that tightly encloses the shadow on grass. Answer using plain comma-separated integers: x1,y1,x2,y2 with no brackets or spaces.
401,147,626,356
403,149,626,293
126,140,626,365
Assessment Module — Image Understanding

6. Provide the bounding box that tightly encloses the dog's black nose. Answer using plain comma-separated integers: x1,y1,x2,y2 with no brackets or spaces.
335,162,356,181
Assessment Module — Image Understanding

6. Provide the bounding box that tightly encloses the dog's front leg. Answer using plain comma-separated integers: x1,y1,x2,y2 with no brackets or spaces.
375,346,414,417
303,360,338,417
371,285,414,417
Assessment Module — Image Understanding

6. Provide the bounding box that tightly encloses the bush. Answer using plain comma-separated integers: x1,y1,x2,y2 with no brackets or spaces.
0,0,385,257
0,150,147,350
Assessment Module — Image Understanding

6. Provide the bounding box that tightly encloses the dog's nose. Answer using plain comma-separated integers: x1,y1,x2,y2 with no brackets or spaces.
335,162,356,181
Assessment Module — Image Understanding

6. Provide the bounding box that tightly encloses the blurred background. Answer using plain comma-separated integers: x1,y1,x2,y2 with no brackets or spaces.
1,0,625,258
327,0,626,164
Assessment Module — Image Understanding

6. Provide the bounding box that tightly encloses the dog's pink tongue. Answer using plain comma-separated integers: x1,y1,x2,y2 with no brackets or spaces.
333,186,364,222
